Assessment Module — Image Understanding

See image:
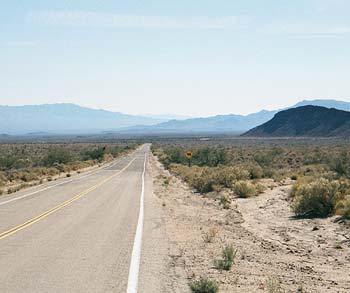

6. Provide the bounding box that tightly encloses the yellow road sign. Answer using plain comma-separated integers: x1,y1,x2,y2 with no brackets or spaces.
186,151,193,159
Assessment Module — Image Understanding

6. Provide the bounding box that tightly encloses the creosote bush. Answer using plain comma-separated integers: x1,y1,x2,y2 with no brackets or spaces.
335,195,350,219
189,277,219,293
292,178,342,217
234,181,257,198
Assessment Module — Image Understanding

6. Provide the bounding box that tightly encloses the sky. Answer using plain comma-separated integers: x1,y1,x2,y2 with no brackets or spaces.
1,0,350,117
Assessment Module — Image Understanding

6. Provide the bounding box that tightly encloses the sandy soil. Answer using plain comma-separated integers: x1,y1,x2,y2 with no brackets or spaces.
150,154,350,292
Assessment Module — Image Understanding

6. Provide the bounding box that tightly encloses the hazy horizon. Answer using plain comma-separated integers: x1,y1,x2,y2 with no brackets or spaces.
1,98,350,118
1,1,350,116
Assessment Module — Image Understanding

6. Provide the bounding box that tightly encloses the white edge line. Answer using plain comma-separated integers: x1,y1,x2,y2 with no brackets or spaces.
0,157,128,207
127,152,147,293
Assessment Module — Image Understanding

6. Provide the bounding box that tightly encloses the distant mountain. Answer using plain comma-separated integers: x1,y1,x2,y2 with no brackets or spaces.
243,106,350,137
3,99,350,135
140,114,192,121
0,104,164,134
124,99,350,134
293,99,350,111
132,110,275,134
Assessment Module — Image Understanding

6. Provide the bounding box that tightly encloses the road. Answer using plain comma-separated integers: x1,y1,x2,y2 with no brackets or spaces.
0,144,164,293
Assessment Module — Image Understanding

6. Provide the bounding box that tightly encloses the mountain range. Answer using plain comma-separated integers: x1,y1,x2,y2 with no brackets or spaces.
243,105,350,137
1,99,350,135
119,99,350,134
0,104,165,135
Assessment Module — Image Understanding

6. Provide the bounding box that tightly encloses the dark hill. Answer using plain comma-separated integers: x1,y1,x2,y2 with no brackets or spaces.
243,106,350,137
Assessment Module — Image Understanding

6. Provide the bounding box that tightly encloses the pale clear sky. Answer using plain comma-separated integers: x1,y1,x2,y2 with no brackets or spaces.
1,0,350,116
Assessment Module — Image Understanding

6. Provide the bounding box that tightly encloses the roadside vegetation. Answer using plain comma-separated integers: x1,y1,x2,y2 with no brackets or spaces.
214,244,237,271
189,276,219,293
0,142,138,195
152,138,350,219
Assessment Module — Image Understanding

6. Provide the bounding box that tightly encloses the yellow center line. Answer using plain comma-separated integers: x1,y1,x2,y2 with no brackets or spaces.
0,157,137,241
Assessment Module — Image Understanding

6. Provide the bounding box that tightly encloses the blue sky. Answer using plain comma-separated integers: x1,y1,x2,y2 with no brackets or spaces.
1,0,350,116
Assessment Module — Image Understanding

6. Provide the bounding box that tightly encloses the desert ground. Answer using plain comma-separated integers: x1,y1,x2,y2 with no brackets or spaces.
150,153,350,292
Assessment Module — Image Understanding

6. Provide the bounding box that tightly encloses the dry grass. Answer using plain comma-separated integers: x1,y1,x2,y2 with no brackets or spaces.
202,227,218,243
214,244,237,271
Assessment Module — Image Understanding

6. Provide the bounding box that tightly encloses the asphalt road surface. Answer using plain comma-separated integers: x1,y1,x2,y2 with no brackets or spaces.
0,144,163,293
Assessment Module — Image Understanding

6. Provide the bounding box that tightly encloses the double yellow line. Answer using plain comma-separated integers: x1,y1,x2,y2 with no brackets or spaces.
0,157,136,241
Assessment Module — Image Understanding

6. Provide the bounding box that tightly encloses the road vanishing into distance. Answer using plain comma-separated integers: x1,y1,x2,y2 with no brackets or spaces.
0,144,160,293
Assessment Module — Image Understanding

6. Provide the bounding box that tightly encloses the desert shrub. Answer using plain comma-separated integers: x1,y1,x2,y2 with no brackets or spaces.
169,147,186,164
254,182,265,194
219,194,231,209
292,178,342,217
229,166,250,181
20,172,38,182
153,148,172,169
170,164,199,182
53,163,66,173
171,165,225,193
192,169,216,193
248,164,264,179
19,183,30,189
159,146,228,168
194,147,228,167
83,147,106,161
172,165,251,194
0,142,137,190
254,148,283,167
189,277,219,293
103,153,114,162
335,195,350,219
0,189,3,195
214,244,237,271
337,179,350,195
107,145,130,158
0,176,5,187
44,147,74,166
298,164,333,179
290,175,327,198
0,156,17,169
213,166,249,188
330,151,350,177
262,167,277,179
234,181,257,198
7,185,21,194
206,166,249,191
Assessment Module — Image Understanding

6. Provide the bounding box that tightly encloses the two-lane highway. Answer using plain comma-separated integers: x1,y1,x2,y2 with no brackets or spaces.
0,145,150,292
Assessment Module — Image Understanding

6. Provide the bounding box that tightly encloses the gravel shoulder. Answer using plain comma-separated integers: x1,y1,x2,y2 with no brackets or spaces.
150,154,350,292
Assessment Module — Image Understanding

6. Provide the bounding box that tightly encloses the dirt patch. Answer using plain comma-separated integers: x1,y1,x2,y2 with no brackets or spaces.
150,154,350,292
